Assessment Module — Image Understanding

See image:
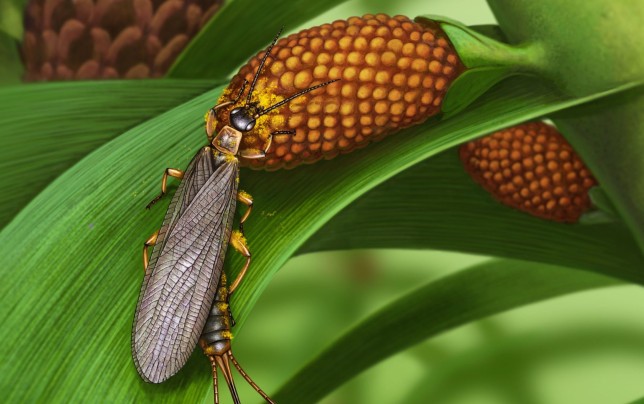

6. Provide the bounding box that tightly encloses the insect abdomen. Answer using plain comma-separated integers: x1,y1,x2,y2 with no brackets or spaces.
214,14,465,170
199,274,233,355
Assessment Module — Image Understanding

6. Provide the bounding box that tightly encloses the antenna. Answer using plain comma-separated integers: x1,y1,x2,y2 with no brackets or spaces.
255,79,339,118
246,27,284,106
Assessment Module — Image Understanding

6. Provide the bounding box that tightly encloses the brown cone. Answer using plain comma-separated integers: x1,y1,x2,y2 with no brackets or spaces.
459,122,597,223
21,0,223,80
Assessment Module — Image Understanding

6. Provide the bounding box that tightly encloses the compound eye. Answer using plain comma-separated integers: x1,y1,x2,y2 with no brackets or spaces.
245,120,256,131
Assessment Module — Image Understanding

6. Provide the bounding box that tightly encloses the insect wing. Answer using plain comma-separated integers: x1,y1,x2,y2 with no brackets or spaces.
133,150,239,383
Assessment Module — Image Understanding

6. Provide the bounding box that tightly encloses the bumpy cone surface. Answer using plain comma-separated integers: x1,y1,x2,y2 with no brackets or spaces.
460,122,597,223
209,14,465,170
21,0,223,80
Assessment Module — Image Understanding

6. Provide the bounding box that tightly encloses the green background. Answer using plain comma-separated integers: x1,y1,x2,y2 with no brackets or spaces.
1,0,643,403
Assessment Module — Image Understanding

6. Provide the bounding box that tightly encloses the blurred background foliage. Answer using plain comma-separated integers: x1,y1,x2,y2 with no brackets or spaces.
1,0,643,403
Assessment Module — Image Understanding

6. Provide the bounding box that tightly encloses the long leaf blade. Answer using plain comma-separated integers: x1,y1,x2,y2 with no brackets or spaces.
0,79,215,228
273,259,620,403
167,0,349,79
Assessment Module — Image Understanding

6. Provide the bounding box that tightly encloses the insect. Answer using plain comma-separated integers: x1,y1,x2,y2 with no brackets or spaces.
132,29,337,403
209,14,465,170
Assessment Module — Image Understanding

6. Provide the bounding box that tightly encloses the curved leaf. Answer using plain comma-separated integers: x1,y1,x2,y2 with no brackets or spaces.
0,76,640,401
0,79,215,228
168,0,349,79
302,150,644,284
272,259,621,403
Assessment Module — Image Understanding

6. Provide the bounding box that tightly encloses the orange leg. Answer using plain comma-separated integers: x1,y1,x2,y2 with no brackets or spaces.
142,230,159,273
146,168,184,209
228,230,251,296
237,191,253,230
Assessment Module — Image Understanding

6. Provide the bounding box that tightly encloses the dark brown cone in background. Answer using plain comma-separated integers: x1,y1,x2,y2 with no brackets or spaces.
459,122,598,223
21,0,223,80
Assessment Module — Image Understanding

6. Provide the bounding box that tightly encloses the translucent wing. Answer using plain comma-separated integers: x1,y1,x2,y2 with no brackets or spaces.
132,148,239,383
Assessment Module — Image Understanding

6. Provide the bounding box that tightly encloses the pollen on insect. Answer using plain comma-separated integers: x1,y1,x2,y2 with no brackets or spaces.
221,331,234,340
216,302,228,312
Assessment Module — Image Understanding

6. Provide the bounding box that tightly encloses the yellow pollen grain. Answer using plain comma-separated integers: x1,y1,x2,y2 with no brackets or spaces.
428,60,442,74
310,37,323,51
307,130,320,142
324,102,339,114
322,141,336,151
375,101,388,114
387,38,403,52
324,39,338,51
373,87,387,100
280,71,294,88
354,36,368,51
374,71,390,84
365,52,379,66
411,59,427,72
342,116,356,128
381,51,397,66
375,115,388,126
390,102,404,115
359,101,372,113
286,56,301,70
435,77,446,91
328,66,342,80
407,74,421,88
323,128,337,140
388,89,402,101
317,52,331,65
360,115,372,125
397,57,411,69
270,61,285,76
308,116,321,129
343,67,358,80
301,51,315,65
313,65,328,79
402,43,415,56
340,102,354,115
348,51,364,65
294,70,313,89
333,52,346,65
370,37,386,51
324,116,337,127
359,68,375,81
357,85,372,99
341,83,357,97
289,114,303,129
339,36,353,50
416,43,430,58
307,101,322,114
393,73,406,86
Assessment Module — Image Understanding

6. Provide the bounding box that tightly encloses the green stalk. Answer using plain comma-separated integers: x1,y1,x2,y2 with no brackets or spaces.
416,15,547,117
487,0,644,254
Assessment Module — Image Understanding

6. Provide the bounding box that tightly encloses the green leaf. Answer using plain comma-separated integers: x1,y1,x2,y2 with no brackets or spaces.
273,259,620,403
167,0,349,79
0,0,23,40
0,79,215,228
0,76,640,401
303,151,644,284
0,31,22,85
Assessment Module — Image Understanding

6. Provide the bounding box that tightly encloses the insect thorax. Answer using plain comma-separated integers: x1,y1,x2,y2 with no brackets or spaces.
212,126,242,156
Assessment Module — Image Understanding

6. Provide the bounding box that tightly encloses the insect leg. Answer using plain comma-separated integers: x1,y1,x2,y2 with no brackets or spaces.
142,230,159,272
228,351,275,404
145,168,184,209
238,130,296,159
237,191,253,231
228,230,251,296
